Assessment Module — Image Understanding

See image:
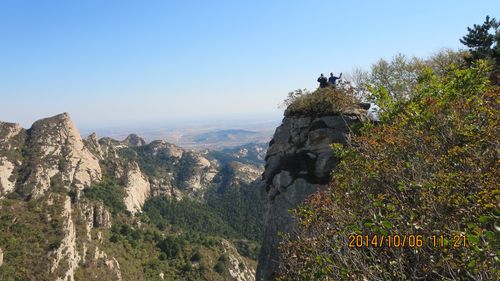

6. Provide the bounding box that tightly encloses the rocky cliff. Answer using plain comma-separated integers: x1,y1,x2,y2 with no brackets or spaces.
256,106,368,281
0,113,265,281
0,121,24,197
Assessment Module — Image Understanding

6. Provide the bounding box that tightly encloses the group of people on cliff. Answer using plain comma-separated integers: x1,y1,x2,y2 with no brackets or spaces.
317,72,342,88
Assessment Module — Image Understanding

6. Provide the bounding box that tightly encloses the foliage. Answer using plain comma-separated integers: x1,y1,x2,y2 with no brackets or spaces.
117,146,177,178
205,178,264,242
351,51,467,106
157,235,183,259
207,147,265,167
460,15,499,70
232,239,261,260
368,54,425,102
278,61,499,280
282,87,359,117
102,215,253,281
175,153,199,187
83,176,127,215
143,178,263,243
213,254,230,274
0,196,66,280
143,197,239,238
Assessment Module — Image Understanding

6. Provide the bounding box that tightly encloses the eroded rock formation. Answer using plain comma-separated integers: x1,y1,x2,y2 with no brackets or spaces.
256,107,368,281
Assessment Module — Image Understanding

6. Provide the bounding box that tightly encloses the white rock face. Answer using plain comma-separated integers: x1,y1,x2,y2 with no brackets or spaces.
79,201,112,241
0,157,16,196
26,113,102,198
105,258,122,281
93,247,122,281
222,240,256,281
51,196,81,281
83,133,103,159
0,247,3,267
123,162,151,214
0,122,23,148
149,140,184,158
181,153,218,193
227,162,263,186
0,121,24,197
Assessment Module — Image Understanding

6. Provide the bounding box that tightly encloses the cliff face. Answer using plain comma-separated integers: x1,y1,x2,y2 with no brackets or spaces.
0,121,25,197
24,113,102,198
256,108,368,281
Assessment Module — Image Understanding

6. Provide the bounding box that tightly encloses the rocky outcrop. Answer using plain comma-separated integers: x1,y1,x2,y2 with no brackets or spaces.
83,133,103,159
98,137,121,160
221,143,268,166
222,239,256,281
22,113,102,198
226,162,263,186
256,108,368,281
0,122,25,197
80,201,112,240
149,177,185,199
0,247,3,267
0,157,16,196
177,151,218,195
148,140,184,158
216,161,264,191
93,247,123,281
123,134,146,147
50,196,81,281
0,122,25,157
123,162,151,213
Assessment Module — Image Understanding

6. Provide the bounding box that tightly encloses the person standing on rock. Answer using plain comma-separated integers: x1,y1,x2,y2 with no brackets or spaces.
317,73,328,88
328,72,342,86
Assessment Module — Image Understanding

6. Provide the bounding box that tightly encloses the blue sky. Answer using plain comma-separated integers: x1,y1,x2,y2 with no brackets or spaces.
1,0,498,129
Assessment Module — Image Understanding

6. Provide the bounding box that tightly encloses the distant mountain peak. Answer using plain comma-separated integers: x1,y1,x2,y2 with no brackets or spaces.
123,133,146,146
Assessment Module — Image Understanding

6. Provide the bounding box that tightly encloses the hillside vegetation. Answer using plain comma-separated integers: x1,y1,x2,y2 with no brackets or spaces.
278,18,499,281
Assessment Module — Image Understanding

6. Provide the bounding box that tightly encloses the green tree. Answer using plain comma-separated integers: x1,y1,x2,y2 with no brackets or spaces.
368,54,425,102
157,236,181,259
349,50,466,106
82,176,127,215
460,15,499,69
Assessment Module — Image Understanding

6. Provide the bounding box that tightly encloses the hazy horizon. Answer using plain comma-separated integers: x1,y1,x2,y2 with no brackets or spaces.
1,0,499,129
78,112,281,141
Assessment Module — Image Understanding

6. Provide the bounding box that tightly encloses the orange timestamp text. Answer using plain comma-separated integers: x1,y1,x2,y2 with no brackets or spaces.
348,234,468,248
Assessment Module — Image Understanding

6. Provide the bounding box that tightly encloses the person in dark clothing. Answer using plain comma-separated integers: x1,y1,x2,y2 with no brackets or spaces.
328,72,342,85
317,73,328,88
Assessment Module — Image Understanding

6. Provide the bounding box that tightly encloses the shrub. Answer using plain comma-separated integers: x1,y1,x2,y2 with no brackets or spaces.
83,176,126,215
191,250,202,262
282,87,359,118
182,261,193,272
48,239,62,250
157,236,181,259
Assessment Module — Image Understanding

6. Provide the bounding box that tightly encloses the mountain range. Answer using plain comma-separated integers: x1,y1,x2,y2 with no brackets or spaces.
0,112,267,281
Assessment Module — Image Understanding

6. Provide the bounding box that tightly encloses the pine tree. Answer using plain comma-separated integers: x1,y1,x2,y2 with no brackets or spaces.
460,16,499,69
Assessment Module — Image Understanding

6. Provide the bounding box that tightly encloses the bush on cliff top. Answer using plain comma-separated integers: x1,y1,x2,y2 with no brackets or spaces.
283,86,359,117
